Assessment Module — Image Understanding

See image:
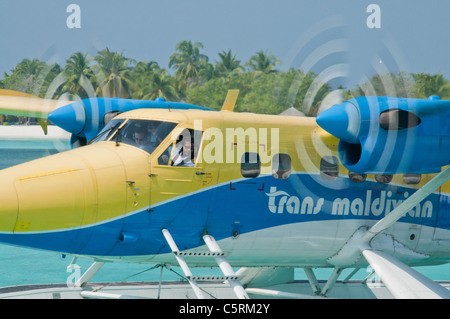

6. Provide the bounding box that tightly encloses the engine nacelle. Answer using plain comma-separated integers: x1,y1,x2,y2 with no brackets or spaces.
316,95,450,174
48,97,212,146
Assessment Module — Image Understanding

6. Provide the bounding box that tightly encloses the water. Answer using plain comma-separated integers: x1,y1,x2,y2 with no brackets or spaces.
0,139,448,288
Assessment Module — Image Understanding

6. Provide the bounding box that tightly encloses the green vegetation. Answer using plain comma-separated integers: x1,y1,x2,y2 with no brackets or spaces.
1,40,449,124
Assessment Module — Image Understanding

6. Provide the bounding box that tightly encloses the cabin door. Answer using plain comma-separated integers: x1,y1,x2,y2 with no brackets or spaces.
149,127,213,226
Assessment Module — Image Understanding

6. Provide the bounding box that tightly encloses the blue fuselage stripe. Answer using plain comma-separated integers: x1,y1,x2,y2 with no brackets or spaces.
0,173,447,257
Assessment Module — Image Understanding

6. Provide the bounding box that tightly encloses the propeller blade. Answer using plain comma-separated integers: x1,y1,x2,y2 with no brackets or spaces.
0,89,73,118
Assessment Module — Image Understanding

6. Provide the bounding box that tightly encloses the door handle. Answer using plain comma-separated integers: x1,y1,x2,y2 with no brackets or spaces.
196,171,206,175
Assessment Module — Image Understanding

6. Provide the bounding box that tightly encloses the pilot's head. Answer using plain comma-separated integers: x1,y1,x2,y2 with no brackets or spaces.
182,139,192,155
134,129,147,145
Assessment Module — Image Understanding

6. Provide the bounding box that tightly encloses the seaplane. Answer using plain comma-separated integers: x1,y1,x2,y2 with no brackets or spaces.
0,88,449,299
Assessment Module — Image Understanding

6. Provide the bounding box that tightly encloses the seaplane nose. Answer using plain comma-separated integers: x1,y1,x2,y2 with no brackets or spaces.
0,141,150,253
316,102,360,142
0,150,90,235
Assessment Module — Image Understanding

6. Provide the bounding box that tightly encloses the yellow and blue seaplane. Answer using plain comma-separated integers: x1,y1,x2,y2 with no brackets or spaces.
0,88,449,299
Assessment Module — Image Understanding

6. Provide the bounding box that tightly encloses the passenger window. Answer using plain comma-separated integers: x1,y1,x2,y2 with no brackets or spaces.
403,174,421,185
349,172,366,183
272,153,291,179
241,152,261,178
375,174,393,184
320,156,339,181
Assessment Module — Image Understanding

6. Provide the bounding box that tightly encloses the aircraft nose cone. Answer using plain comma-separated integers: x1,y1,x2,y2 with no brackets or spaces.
48,101,86,135
316,102,360,142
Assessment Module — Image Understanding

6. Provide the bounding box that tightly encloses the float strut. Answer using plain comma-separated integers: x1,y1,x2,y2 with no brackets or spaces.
320,267,343,296
304,267,321,294
75,261,105,287
161,228,207,299
202,234,249,299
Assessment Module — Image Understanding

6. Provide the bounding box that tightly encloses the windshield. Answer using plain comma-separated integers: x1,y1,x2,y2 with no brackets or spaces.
89,119,125,144
111,119,177,154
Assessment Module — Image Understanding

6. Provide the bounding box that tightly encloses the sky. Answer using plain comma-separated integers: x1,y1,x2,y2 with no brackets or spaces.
0,0,449,90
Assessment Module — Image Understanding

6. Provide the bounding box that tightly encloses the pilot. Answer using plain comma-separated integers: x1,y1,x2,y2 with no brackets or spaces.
148,123,159,147
133,128,149,150
172,138,194,167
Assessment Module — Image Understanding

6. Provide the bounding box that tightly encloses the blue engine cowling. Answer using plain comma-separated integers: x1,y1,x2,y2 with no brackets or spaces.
48,97,213,146
316,95,450,174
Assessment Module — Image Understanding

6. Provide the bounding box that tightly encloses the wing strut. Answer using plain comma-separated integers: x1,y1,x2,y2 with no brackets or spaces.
362,249,450,298
362,166,450,243
361,167,450,298
327,166,450,298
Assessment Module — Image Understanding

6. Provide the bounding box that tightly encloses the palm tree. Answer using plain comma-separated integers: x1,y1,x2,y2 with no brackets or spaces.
411,72,450,99
3,59,60,96
169,40,209,87
132,69,179,101
1,58,61,124
132,60,160,76
246,50,281,75
62,52,95,99
215,50,242,79
92,48,135,98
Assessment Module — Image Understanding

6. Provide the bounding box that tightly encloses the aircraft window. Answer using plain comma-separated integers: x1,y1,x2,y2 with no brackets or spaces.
158,128,203,166
89,119,126,144
349,172,366,183
158,146,171,165
241,152,261,178
111,119,177,154
272,153,291,179
403,173,421,185
320,156,339,181
171,129,203,167
375,174,393,184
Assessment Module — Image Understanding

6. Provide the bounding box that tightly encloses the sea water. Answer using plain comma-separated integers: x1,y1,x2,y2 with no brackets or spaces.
0,137,448,289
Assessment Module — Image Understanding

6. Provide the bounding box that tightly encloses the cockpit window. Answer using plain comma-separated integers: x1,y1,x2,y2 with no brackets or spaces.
89,119,125,144
90,119,177,154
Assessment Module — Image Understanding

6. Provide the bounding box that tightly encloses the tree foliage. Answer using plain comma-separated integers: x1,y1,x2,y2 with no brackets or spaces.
0,40,449,124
